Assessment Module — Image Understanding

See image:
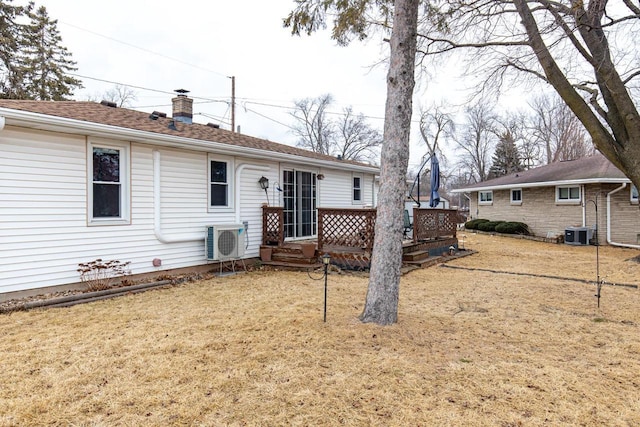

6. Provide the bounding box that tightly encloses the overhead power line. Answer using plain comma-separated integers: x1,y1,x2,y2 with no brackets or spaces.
61,21,229,79
70,73,229,105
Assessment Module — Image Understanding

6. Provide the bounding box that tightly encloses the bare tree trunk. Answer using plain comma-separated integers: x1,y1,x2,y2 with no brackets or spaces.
513,0,640,189
360,0,419,325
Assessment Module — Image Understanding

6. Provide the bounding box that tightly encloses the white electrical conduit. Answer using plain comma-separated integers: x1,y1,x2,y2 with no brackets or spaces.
153,150,203,243
235,163,270,224
606,182,640,249
153,150,271,243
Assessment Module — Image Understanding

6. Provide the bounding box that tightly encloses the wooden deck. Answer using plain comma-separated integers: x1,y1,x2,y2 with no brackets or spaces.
259,236,460,272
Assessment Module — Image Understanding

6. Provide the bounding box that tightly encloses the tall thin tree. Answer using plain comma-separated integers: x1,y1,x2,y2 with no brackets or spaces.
23,6,82,100
360,0,419,325
0,0,30,99
285,0,420,324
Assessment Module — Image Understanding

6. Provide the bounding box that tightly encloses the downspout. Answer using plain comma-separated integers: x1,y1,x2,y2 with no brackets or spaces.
0,115,5,131
464,193,471,218
234,163,270,224
606,183,640,249
153,150,203,243
581,185,586,227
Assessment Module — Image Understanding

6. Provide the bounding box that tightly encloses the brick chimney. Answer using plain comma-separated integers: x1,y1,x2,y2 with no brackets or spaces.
172,89,193,124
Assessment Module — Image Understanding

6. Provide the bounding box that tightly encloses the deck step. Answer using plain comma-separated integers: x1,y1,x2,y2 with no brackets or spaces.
271,252,317,265
404,257,440,268
402,250,429,262
261,260,322,270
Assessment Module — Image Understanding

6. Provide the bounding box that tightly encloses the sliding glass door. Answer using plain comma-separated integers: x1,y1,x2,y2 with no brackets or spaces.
282,170,317,239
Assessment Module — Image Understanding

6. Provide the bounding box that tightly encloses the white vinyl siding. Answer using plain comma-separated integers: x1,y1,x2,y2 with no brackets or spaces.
316,169,375,208
1,125,377,294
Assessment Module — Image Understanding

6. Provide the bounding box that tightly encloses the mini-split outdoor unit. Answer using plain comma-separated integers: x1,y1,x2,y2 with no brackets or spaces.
205,224,246,261
565,226,594,246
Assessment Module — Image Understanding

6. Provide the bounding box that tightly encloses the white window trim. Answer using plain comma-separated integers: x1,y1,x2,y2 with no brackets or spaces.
352,173,363,204
510,188,522,205
207,154,234,212
631,184,638,204
556,185,581,204
87,138,131,226
479,190,493,205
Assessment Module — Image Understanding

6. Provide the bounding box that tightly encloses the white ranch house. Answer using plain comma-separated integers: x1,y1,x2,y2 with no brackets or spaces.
0,96,379,298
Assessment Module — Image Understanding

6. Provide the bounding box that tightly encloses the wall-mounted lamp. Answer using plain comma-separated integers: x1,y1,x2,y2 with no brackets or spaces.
258,176,270,206
258,176,269,190
317,174,325,180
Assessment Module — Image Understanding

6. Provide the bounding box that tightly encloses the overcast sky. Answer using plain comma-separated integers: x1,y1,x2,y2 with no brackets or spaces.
37,0,482,170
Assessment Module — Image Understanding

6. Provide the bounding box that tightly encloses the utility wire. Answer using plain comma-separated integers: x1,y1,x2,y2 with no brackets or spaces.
61,21,229,78
243,107,296,131
70,73,230,105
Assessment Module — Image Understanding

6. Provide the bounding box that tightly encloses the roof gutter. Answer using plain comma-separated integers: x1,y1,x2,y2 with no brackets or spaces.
451,178,630,193
0,107,378,174
606,183,640,249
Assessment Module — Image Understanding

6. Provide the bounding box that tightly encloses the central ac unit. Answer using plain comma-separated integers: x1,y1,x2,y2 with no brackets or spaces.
565,226,593,246
205,224,246,261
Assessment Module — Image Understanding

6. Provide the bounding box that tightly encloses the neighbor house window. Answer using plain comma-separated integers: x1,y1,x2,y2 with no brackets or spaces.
208,155,234,209
88,139,130,225
632,185,638,203
479,191,493,205
511,188,522,205
556,185,581,203
352,174,363,203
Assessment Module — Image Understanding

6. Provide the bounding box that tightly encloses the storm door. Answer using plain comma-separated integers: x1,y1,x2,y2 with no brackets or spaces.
282,170,317,239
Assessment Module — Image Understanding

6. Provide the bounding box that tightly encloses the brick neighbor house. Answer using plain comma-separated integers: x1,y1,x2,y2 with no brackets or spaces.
451,154,639,248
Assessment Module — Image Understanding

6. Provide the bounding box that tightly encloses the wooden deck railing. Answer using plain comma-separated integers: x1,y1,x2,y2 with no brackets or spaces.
412,208,459,240
317,208,376,252
262,206,284,246
262,206,463,249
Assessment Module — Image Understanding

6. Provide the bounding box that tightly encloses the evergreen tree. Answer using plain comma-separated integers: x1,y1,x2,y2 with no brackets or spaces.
0,2,81,100
23,5,82,100
488,130,524,178
0,0,30,99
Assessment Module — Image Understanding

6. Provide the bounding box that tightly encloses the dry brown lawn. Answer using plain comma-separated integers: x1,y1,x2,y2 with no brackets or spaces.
1,233,639,426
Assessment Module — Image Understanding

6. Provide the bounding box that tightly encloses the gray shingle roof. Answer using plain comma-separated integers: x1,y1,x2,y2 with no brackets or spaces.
0,99,375,170
453,154,629,192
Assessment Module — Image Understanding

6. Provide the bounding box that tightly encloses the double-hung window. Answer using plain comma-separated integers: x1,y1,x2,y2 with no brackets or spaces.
208,155,234,210
352,174,363,204
88,139,130,225
632,185,638,204
556,185,581,203
511,188,522,205
479,191,493,205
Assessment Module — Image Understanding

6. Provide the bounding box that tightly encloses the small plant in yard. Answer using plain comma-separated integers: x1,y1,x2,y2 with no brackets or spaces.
77,259,131,292
464,218,489,230
477,220,505,232
495,221,530,235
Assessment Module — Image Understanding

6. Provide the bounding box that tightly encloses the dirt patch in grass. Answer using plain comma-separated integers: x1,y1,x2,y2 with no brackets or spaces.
1,233,638,426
